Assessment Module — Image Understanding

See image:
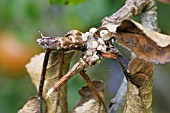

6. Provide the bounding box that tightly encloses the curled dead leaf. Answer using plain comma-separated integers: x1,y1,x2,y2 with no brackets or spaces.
26,52,74,113
18,96,39,113
71,80,106,113
115,19,170,64
130,20,170,48
128,58,154,86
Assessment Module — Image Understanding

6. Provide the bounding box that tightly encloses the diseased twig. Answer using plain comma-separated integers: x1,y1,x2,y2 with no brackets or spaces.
102,0,150,32
38,50,51,113
46,58,87,98
141,0,160,31
101,52,130,80
79,70,107,113
71,80,105,113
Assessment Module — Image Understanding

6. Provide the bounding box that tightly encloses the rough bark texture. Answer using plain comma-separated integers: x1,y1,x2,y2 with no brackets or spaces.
123,58,154,113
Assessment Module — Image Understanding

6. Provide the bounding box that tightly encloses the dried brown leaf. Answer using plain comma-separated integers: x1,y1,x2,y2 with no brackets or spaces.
123,58,153,113
26,52,74,113
26,52,60,112
115,19,170,64
128,58,154,86
26,53,45,94
18,96,39,113
71,80,106,113
130,20,170,48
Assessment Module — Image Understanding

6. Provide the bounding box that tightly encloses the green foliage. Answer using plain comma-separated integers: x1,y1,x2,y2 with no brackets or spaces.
49,0,88,5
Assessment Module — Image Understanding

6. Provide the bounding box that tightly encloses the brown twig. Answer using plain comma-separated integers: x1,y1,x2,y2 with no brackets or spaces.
141,0,160,31
101,52,130,80
102,0,150,27
46,59,87,99
38,50,51,113
79,70,107,113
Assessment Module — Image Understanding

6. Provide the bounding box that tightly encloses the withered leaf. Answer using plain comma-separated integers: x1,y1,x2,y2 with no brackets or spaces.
115,19,170,64
18,96,39,113
123,58,153,113
26,53,60,112
128,58,154,86
26,52,74,113
71,80,106,113
131,20,170,48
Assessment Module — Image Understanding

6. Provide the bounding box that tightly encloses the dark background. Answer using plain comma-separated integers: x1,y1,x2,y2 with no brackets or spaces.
0,0,170,113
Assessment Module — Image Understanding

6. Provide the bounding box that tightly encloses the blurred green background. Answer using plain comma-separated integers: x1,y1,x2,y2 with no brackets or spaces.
0,0,170,113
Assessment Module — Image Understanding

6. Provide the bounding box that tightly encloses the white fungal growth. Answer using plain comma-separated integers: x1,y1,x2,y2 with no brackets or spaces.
58,39,64,47
69,36,76,43
111,38,115,44
83,55,87,59
97,38,105,45
91,54,99,61
89,27,97,35
86,50,93,56
47,87,55,99
91,41,99,49
82,32,89,42
104,23,119,32
100,30,109,38
76,40,79,43
69,45,72,48
102,45,107,52
97,45,103,51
